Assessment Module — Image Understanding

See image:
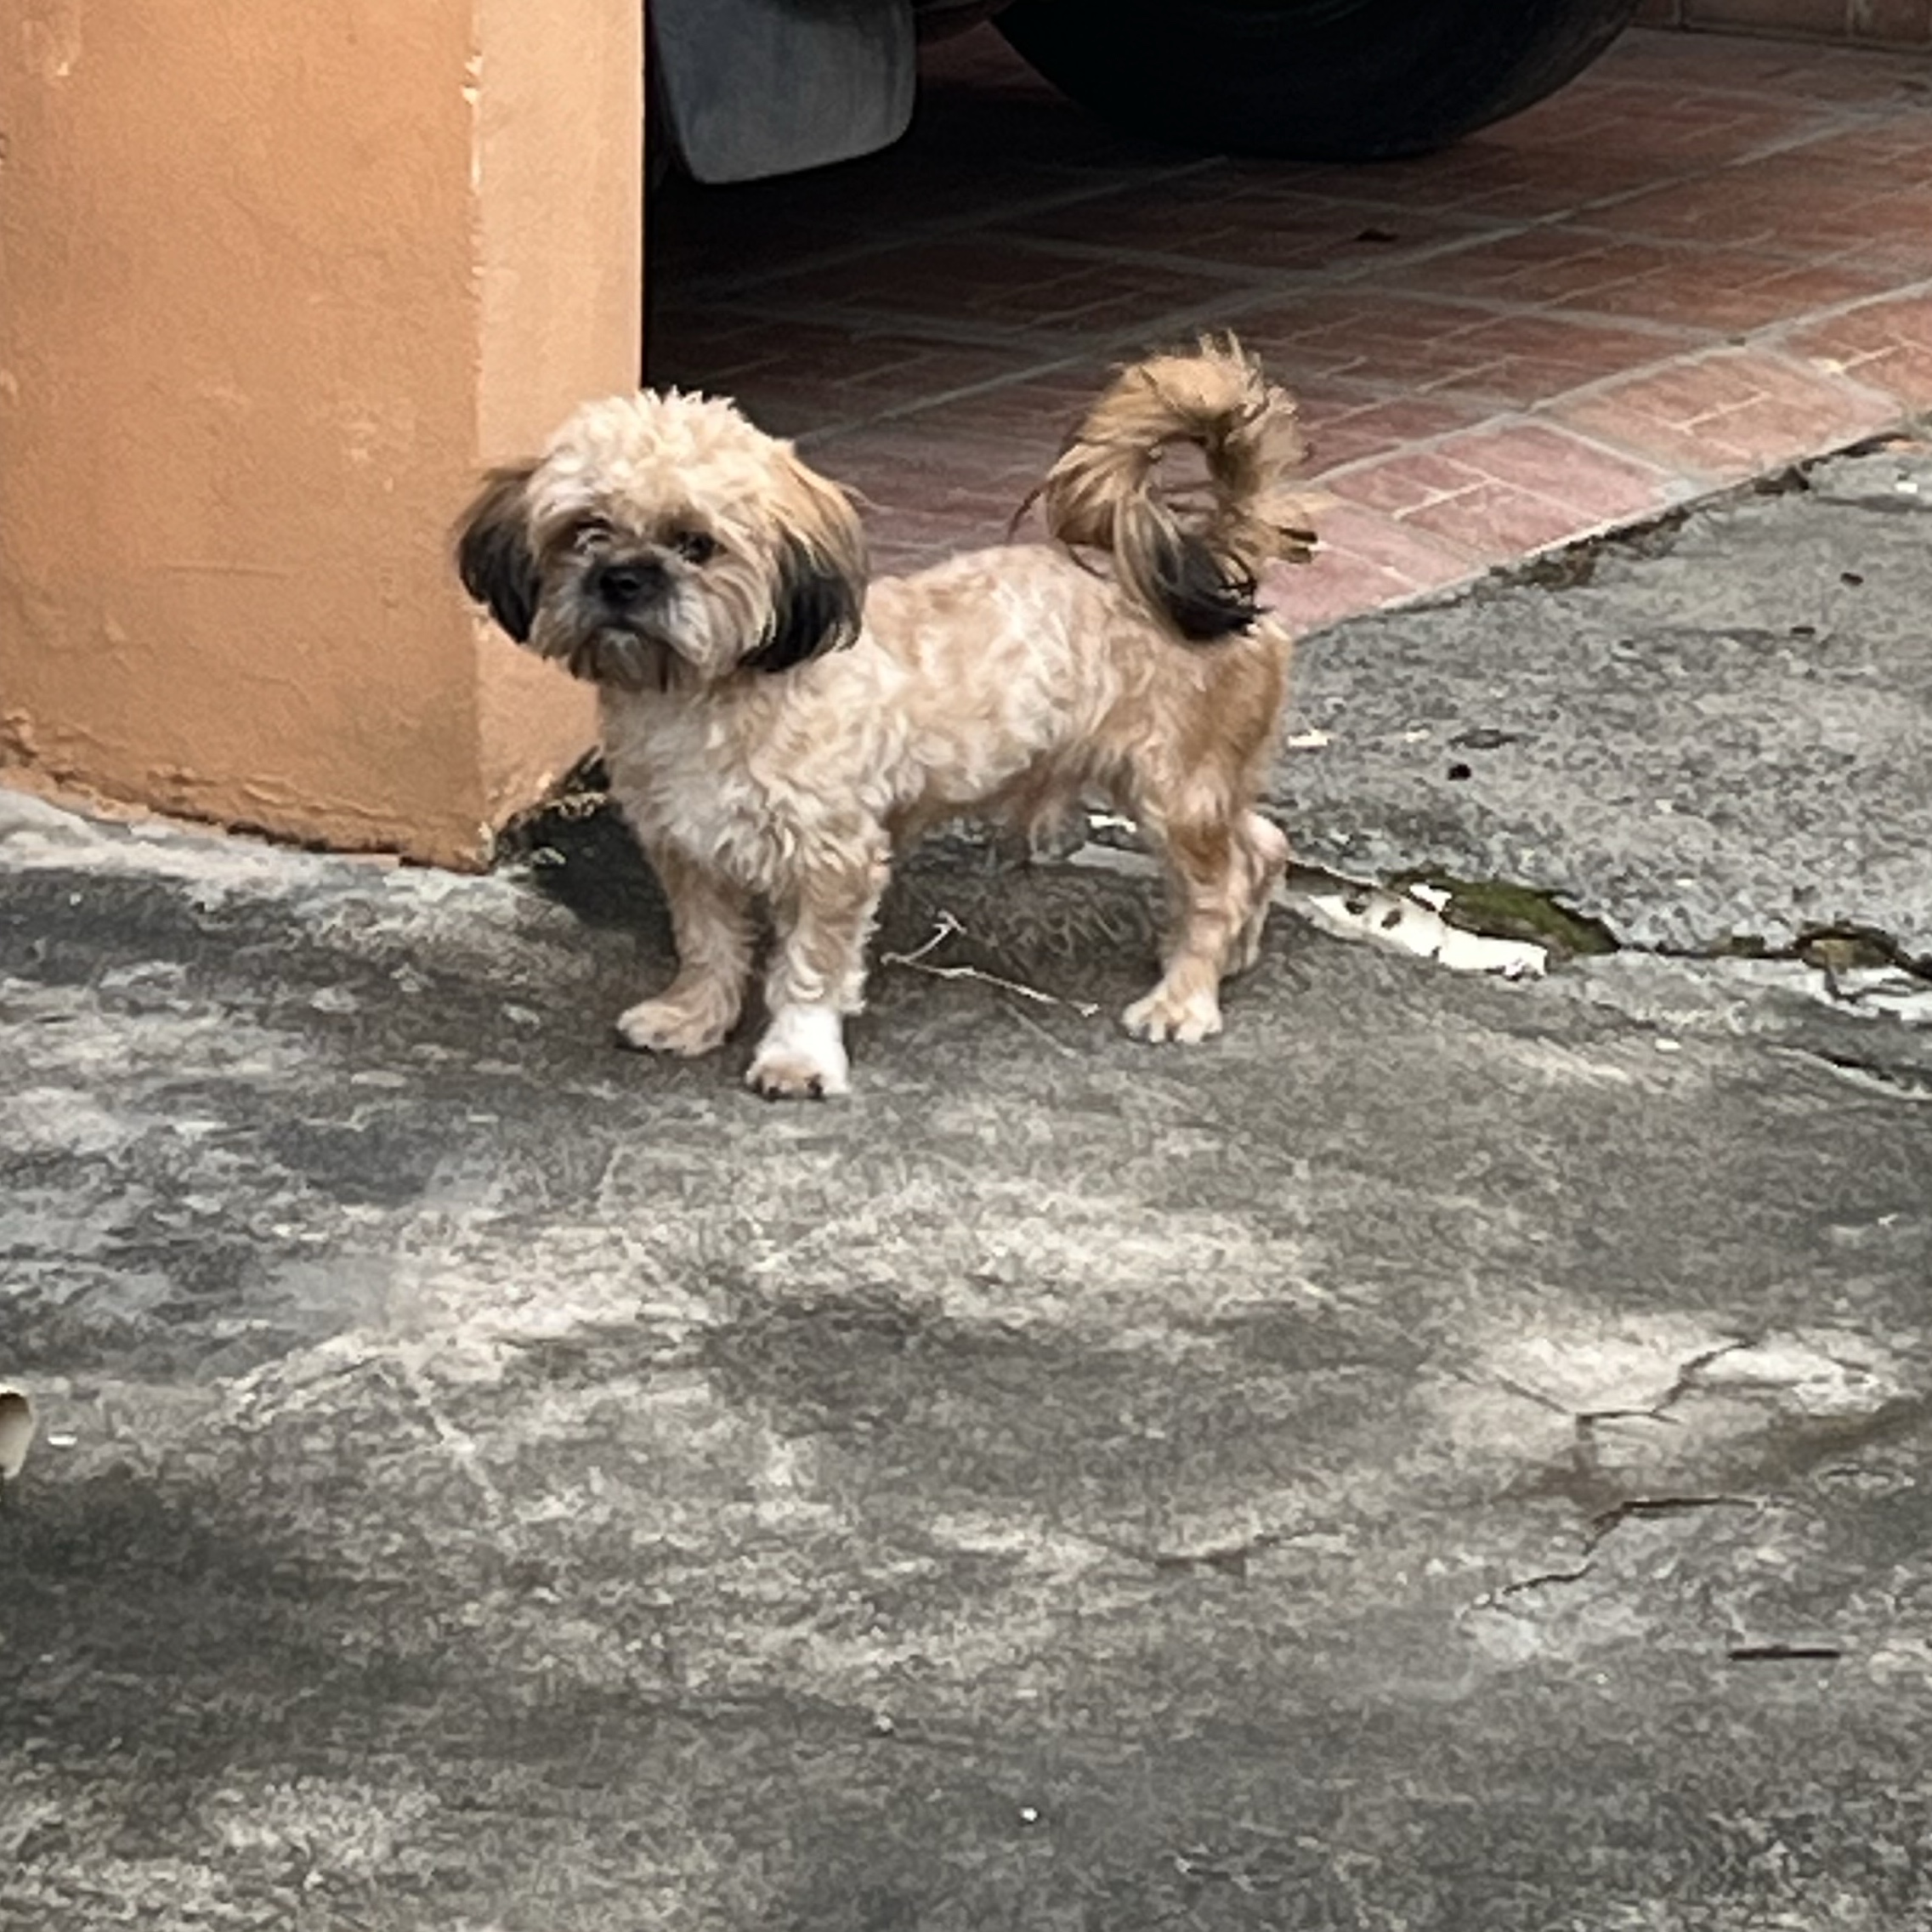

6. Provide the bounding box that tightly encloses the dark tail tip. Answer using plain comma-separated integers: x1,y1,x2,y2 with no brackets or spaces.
1146,528,1262,643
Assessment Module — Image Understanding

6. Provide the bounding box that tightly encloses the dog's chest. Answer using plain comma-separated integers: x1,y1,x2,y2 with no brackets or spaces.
601,697,818,884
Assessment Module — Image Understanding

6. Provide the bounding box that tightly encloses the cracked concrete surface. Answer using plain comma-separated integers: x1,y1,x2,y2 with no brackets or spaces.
4,443,1932,1929
1278,445,1932,964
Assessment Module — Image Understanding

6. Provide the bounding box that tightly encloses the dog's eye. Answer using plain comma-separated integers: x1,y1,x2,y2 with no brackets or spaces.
671,530,718,564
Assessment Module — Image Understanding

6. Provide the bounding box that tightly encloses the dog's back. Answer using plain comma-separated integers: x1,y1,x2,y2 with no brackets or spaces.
847,340,1315,851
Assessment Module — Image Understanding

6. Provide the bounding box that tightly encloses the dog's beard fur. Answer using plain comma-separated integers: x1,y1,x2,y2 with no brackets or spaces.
536,576,677,692
535,569,709,693
455,338,1313,1100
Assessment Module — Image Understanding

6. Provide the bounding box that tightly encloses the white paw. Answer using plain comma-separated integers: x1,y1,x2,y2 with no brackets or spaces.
745,1003,851,1101
615,996,734,1058
1122,983,1223,1045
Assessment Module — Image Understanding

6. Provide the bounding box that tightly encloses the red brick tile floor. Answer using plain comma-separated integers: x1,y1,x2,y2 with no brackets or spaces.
647,25,1932,628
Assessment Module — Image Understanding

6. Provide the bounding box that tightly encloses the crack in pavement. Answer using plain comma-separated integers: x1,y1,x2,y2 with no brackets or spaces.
1475,1335,1931,1616
1583,1493,1763,1549
1471,1496,1764,1618
1769,1044,1932,1102
1474,1341,1770,1612
1476,1561,1599,1606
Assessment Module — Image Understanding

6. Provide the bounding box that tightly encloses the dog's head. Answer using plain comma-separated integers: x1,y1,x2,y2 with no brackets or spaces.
455,391,867,690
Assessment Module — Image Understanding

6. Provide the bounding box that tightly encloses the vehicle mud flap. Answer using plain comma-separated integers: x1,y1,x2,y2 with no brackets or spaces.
651,0,916,184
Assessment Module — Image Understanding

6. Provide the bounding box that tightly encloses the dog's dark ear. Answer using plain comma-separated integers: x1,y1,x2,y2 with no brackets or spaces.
745,534,866,674
744,451,868,674
455,462,541,643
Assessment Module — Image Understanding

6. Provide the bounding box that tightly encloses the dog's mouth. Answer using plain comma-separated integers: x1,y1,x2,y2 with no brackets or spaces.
530,578,693,692
559,626,682,693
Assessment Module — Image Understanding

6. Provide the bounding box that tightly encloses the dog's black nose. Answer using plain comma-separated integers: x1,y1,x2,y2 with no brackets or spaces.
593,559,663,610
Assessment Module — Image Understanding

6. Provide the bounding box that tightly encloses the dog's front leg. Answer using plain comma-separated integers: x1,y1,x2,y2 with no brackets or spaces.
616,839,756,1058
747,841,890,1100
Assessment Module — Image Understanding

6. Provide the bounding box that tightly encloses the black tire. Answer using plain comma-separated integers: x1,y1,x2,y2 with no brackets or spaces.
994,0,1643,161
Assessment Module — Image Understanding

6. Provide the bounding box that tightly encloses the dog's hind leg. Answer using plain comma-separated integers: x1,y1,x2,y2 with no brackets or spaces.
1228,810,1289,976
1122,807,1254,1044
616,839,756,1058
747,836,892,1099
1115,631,1290,1040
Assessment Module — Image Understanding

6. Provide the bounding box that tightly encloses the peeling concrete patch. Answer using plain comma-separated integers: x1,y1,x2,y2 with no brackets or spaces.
1818,966,1932,1027
1280,445,1932,960
1284,869,1549,979
1063,839,1551,980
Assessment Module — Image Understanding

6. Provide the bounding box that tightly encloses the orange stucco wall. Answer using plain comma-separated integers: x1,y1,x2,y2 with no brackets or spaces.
0,0,641,866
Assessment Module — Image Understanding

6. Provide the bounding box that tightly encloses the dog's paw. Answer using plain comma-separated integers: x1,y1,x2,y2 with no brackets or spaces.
1122,983,1223,1045
745,1048,849,1101
745,1003,851,1101
615,997,733,1058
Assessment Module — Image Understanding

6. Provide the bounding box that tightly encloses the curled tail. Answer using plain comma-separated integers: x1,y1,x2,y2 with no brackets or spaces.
1034,335,1315,643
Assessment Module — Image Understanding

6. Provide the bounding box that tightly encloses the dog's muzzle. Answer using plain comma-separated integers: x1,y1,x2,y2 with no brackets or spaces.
590,557,668,614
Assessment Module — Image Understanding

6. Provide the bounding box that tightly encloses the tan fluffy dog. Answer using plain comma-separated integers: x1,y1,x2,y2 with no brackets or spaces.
456,337,1314,1098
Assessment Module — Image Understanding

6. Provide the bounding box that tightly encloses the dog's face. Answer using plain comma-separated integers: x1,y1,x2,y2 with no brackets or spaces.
456,391,867,690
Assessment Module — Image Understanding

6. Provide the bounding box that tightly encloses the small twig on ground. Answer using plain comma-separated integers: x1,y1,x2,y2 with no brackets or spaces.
881,914,1102,1017
1000,998,1084,1059
882,910,963,966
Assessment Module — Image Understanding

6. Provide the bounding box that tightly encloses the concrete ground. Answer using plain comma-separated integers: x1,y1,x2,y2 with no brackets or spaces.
4,433,1931,1927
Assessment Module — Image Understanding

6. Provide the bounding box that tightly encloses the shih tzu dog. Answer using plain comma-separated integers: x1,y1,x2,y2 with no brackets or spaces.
456,336,1314,1099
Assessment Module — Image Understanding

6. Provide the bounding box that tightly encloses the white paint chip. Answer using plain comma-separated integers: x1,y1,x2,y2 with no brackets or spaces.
1285,875,1547,980
0,1387,35,1481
